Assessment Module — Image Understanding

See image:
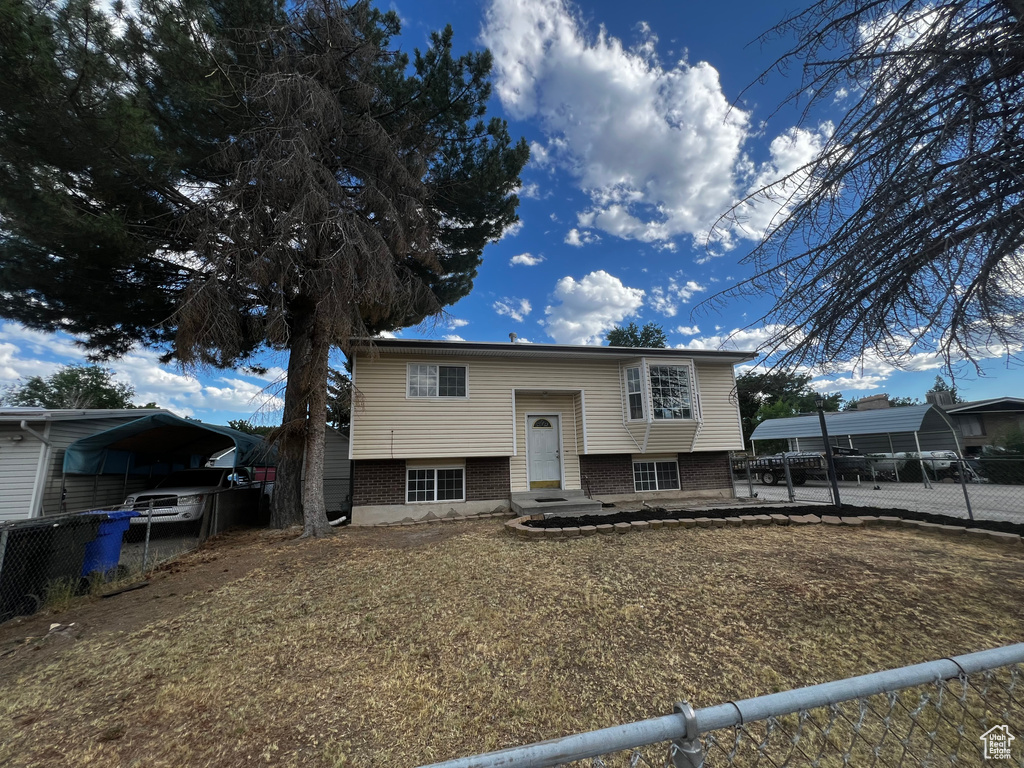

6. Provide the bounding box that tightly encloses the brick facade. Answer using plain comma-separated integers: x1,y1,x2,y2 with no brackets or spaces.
354,457,510,506
465,457,511,500
352,459,406,506
579,454,634,495
675,451,732,490
581,451,732,494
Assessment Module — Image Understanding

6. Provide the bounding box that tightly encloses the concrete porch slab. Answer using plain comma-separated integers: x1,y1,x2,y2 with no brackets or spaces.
511,490,604,517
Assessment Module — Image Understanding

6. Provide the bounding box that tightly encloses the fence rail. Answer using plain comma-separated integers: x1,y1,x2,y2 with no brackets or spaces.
730,454,1024,524
0,483,272,624
420,644,1024,768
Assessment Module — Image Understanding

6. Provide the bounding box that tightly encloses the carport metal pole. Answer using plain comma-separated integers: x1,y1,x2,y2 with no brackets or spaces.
814,395,842,507
913,431,933,489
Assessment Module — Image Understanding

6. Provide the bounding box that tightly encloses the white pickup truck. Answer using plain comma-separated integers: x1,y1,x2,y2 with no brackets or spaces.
123,468,256,525
866,451,978,482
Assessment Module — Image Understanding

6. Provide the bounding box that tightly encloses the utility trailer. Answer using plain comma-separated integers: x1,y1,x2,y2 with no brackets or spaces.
747,449,869,486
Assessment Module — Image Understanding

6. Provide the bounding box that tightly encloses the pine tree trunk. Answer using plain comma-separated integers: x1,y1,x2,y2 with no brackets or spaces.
270,321,311,529
301,313,332,538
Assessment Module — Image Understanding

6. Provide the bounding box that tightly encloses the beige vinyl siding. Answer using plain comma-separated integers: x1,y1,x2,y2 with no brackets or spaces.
691,364,745,451
0,425,45,521
352,353,744,459
510,393,581,493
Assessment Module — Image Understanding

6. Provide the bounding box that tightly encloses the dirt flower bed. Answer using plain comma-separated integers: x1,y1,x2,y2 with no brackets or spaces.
522,504,1024,536
0,521,1021,767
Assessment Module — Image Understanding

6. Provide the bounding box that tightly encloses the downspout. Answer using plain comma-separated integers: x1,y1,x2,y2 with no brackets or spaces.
21,420,52,519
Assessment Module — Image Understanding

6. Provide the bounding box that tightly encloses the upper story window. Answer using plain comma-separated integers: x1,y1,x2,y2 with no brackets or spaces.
625,367,644,420
408,364,467,398
649,365,693,420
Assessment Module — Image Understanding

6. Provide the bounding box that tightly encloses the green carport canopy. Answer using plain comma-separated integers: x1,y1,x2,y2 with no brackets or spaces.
63,412,275,475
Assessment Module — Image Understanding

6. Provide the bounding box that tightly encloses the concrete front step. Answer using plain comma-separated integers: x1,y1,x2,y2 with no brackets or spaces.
511,491,604,518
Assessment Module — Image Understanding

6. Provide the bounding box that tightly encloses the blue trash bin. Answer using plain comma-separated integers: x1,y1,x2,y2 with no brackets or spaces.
81,511,140,577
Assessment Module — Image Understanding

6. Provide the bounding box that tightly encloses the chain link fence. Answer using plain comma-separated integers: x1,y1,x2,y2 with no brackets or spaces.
0,484,269,624
730,453,1024,523
420,644,1024,768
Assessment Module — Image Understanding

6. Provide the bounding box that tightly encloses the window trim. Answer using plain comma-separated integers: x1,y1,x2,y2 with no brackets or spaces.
647,363,694,421
621,359,698,423
632,459,681,492
406,363,469,400
405,465,466,503
624,365,645,422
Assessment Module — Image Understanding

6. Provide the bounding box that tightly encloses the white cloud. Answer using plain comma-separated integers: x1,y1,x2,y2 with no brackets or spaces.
442,334,465,341
375,330,398,339
501,219,524,240
679,324,802,352
811,375,888,392
482,0,838,253
676,325,700,336
517,182,541,198
564,227,600,247
482,0,752,247
543,270,645,344
649,277,707,316
447,318,469,329
0,322,283,418
511,252,545,266
494,297,533,323
649,287,677,317
717,123,834,250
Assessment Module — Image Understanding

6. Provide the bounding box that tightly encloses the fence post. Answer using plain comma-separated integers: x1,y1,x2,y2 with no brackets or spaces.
142,500,153,572
956,458,975,521
0,529,8,592
744,459,754,498
782,454,796,503
669,702,703,768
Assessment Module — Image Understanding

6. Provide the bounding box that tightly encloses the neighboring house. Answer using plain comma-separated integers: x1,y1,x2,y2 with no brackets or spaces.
0,408,172,522
211,427,352,517
933,396,1024,454
348,339,755,525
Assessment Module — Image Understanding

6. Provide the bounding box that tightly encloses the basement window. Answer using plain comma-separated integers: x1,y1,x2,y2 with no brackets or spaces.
406,467,465,503
632,460,680,492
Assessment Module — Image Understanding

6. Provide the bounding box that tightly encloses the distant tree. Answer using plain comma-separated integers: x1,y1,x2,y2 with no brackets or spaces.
227,419,276,437
605,322,668,348
706,0,1024,373
325,369,352,432
1,365,139,409
888,396,921,408
929,375,964,404
736,370,841,449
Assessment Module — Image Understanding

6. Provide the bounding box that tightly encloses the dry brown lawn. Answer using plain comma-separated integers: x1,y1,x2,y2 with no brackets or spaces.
0,520,1021,767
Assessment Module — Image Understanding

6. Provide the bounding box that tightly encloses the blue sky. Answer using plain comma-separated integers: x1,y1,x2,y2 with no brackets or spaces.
1,0,1020,423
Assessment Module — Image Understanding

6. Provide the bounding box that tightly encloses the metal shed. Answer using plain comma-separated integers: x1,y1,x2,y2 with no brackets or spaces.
749,404,963,457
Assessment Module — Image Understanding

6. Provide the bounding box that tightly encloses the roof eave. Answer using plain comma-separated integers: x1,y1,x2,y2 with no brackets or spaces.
352,338,757,364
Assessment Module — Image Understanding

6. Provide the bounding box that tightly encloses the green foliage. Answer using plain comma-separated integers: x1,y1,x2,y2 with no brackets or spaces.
227,419,275,436
1,365,138,409
736,370,841,449
605,322,668,348
326,369,352,431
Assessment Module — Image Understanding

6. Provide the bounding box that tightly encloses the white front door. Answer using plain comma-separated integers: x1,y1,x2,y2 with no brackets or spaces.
528,415,561,489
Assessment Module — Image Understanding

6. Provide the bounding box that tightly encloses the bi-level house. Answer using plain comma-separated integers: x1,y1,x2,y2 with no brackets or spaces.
348,339,755,525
